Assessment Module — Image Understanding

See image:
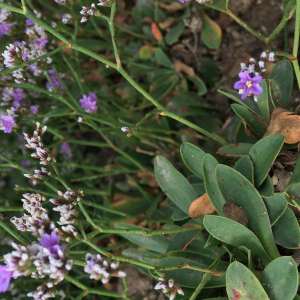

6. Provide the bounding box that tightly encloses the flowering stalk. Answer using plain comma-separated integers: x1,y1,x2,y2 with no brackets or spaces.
0,1,229,146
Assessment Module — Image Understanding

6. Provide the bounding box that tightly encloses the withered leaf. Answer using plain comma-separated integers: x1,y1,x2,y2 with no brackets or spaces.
173,59,195,77
188,193,216,219
264,107,300,144
222,201,248,227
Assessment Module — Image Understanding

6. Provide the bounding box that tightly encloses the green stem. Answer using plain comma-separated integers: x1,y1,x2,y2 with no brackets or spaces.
205,3,265,41
52,164,69,189
0,219,28,245
266,0,296,44
189,246,225,300
95,225,202,236
155,264,224,275
78,201,103,232
161,111,228,145
65,275,124,297
292,60,300,90
118,66,164,110
109,2,121,67
293,0,300,58
293,0,300,90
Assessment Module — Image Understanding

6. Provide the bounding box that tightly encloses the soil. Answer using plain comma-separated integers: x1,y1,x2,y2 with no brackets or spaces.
117,266,167,300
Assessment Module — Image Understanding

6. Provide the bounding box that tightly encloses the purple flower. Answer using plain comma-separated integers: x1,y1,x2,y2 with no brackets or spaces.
39,231,66,259
0,265,13,293
48,69,56,75
46,76,61,91
0,116,15,133
12,88,25,101
61,142,72,162
79,93,98,113
26,18,35,25
30,105,38,114
233,72,263,100
28,106,38,117
0,23,12,39
61,142,70,154
178,0,189,2
21,160,29,167
35,37,48,48
28,63,38,72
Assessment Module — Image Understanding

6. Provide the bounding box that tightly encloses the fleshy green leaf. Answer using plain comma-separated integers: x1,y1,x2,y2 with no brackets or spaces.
269,60,293,106
235,121,258,144
257,79,270,124
272,206,300,249
187,75,207,96
258,175,274,198
226,261,270,300
204,215,272,265
156,255,225,288
155,48,173,68
165,20,185,45
285,183,300,207
202,154,225,215
249,134,285,187
234,156,254,184
269,79,285,108
217,143,253,157
154,155,198,216
115,223,171,253
218,88,262,116
261,257,298,300
201,12,222,50
231,104,265,137
288,154,300,185
172,206,190,221
180,143,205,180
216,165,279,260
263,193,287,225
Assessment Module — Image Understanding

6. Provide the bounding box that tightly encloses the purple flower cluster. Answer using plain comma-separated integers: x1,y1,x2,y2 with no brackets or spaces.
98,0,111,6
46,69,61,91
0,115,15,133
233,52,275,101
79,92,98,113
80,4,96,23
61,142,73,162
154,277,184,300
0,6,13,39
84,253,126,283
0,230,73,294
39,231,66,259
23,122,56,165
234,72,262,100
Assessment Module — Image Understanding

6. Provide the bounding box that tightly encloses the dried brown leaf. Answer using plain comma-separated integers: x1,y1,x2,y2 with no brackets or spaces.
188,193,216,219
264,107,300,144
137,171,159,188
174,59,195,77
222,201,248,227
159,17,176,30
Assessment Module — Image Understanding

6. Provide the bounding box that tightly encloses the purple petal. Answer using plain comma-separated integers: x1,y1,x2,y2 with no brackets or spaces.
234,81,246,90
251,76,262,83
238,72,250,81
241,88,249,100
250,84,263,95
